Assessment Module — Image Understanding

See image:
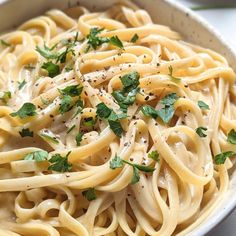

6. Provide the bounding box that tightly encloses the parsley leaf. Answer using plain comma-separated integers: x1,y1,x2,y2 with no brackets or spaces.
108,120,123,137
157,93,179,123
59,95,73,114
40,133,59,144
75,132,83,146
112,71,140,113
36,44,59,60
198,101,210,110
83,117,96,127
82,188,97,201
0,91,11,104
110,154,124,169
214,151,235,165
148,151,159,162
110,155,155,184
227,129,236,145
19,128,33,138
131,166,140,184
67,125,76,134
59,85,83,97
18,80,27,90
86,28,109,51
110,36,124,49
24,150,48,162
40,96,50,105
168,66,181,82
130,33,139,43
48,152,72,172
141,105,158,119
196,127,207,137
0,39,10,47
10,103,37,119
96,102,124,137
41,62,60,77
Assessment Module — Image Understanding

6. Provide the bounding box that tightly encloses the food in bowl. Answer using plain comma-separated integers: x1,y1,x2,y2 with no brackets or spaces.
0,1,235,235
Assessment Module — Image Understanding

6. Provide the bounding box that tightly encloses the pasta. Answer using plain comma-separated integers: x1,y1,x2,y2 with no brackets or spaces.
0,1,236,235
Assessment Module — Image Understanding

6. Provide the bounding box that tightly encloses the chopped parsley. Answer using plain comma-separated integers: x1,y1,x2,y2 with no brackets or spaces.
214,151,235,165
48,152,72,172
18,80,27,90
75,132,83,146
0,91,11,104
157,93,179,123
96,102,125,137
110,35,124,49
40,133,59,144
41,62,60,77
168,66,181,82
19,128,34,137
82,188,97,201
24,150,48,162
36,43,59,60
86,28,109,51
83,117,96,127
148,151,159,162
141,105,158,119
59,85,83,97
67,125,76,134
59,95,73,114
10,103,37,119
40,96,50,105
130,33,139,43
227,129,236,145
109,154,155,184
0,39,10,47
196,127,207,137
198,101,210,110
112,71,140,113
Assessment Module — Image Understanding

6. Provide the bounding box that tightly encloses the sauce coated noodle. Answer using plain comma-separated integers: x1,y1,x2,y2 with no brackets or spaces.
0,1,235,236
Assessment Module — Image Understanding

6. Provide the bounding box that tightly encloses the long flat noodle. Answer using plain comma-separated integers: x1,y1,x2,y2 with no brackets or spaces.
0,1,235,236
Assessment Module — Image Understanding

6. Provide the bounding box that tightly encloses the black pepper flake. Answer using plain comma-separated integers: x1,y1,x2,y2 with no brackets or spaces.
124,142,128,146
145,96,149,101
49,114,54,118
184,85,188,88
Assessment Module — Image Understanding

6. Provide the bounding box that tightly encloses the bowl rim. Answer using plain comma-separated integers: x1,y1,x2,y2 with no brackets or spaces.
0,0,235,235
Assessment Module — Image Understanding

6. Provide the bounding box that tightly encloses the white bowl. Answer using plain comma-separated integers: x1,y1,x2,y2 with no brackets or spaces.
0,0,235,235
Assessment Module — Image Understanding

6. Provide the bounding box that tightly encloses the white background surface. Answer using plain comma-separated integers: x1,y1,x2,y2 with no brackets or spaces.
0,0,235,235
179,1,236,235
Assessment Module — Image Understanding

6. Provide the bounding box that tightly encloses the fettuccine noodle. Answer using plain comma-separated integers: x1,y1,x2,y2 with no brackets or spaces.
0,1,235,236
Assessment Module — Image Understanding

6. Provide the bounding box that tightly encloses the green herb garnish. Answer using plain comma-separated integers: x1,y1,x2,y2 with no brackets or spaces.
67,125,76,134
41,133,59,144
75,132,83,146
0,91,11,104
36,43,59,60
168,66,181,82
130,33,139,43
41,62,60,77
82,188,97,201
59,85,83,97
214,151,235,165
83,117,96,127
59,95,73,114
196,127,207,137
148,151,159,162
86,28,109,51
227,129,236,145
110,35,124,49
141,105,158,119
18,80,27,90
48,151,72,172
0,39,10,47
198,101,209,110
10,103,37,119
19,128,33,137
157,93,179,123
109,155,155,184
24,150,48,161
